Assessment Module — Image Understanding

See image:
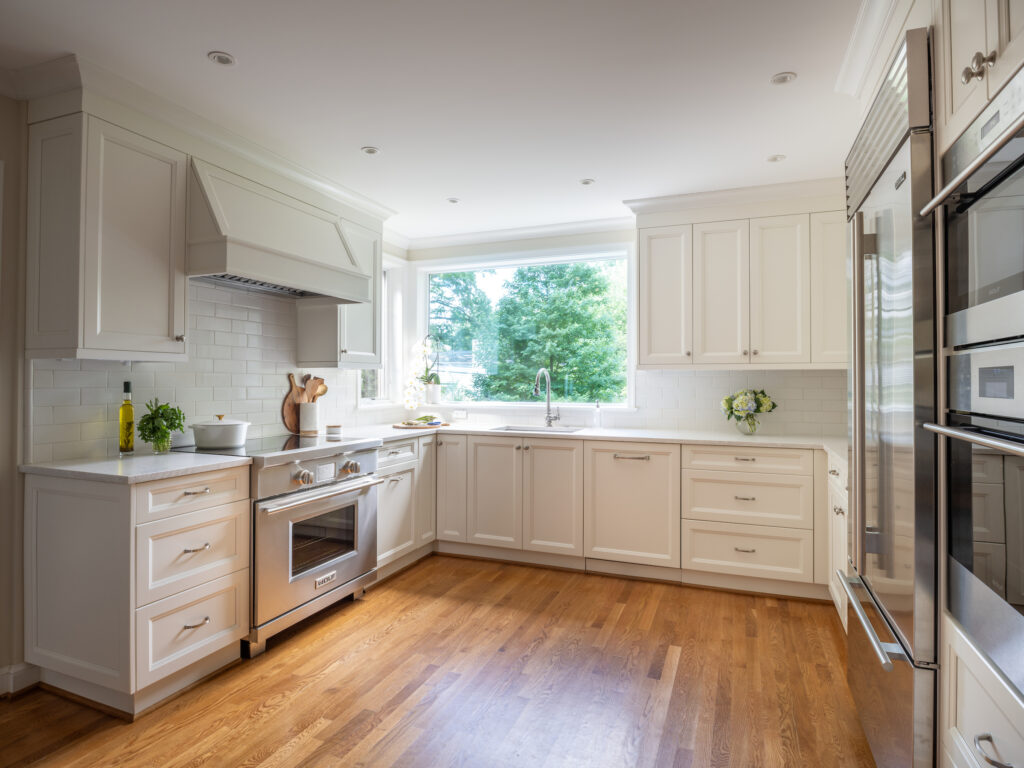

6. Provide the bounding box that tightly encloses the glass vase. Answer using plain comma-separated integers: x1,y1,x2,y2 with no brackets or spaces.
151,435,172,454
735,416,759,435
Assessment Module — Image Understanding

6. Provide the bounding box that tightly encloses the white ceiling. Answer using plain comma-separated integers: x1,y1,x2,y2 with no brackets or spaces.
0,0,864,244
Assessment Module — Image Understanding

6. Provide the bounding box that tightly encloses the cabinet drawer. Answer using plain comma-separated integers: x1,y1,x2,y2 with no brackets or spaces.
135,570,248,689
682,469,813,529
681,519,813,583
136,500,250,606
135,467,249,523
682,445,813,475
378,438,418,468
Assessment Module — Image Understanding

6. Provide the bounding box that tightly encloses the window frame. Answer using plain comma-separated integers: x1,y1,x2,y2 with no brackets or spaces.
358,263,403,408
416,243,636,409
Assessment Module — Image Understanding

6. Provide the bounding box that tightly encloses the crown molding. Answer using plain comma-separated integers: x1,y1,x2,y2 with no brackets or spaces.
404,216,634,252
383,228,411,252
0,69,15,99
624,178,845,215
834,0,902,98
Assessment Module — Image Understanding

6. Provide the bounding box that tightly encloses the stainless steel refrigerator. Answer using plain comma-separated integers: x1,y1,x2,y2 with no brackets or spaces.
841,27,938,768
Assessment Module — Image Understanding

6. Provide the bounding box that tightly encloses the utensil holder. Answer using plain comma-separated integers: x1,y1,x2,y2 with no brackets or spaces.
299,402,320,436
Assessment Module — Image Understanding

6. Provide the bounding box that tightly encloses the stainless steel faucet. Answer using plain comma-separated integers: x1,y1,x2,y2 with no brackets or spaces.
533,368,560,427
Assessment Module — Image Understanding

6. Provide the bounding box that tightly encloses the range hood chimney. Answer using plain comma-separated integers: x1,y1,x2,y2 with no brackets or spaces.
186,159,371,303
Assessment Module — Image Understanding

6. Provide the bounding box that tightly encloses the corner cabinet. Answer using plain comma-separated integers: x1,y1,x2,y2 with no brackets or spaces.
27,113,188,360
295,219,383,368
436,435,468,542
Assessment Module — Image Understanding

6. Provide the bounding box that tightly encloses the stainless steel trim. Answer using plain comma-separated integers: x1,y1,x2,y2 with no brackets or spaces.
258,476,385,516
183,616,210,630
973,734,1014,768
613,454,650,461
183,487,211,496
947,292,1024,348
923,423,1024,458
183,543,211,554
850,211,867,575
837,571,898,671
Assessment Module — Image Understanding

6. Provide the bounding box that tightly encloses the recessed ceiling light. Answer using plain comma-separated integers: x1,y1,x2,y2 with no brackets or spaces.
446,197,460,204
579,178,596,186
769,71,797,85
207,51,236,66
766,154,787,163
360,146,381,155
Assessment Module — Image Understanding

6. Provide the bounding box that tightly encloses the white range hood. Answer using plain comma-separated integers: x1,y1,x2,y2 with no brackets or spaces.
187,159,371,302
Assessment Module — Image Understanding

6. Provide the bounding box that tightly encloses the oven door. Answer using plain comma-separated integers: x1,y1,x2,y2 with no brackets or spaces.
253,476,381,627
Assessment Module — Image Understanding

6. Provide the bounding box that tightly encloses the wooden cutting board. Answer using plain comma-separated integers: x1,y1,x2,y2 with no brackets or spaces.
281,373,304,434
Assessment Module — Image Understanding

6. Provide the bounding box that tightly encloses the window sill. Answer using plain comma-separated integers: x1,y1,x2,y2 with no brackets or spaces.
431,401,636,412
358,400,402,410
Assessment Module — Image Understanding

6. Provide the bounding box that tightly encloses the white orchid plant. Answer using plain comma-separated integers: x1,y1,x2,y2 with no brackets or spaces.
720,388,777,432
403,336,438,410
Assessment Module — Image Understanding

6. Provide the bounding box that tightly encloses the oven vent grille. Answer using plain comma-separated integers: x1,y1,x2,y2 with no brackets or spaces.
197,274,319,298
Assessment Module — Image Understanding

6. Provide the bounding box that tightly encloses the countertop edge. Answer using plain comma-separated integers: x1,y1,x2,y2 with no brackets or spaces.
20,455,253,484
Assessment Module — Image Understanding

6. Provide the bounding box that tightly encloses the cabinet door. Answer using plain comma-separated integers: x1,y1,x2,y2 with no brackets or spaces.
939,0,991,150
82,117,187,355
828,483,849,630
749,215,810,364
377,464,417,566
986,0,1024,96
436,435,468,542
638,225,693,366
337,220,381,368
523,439,583,556
810,211,849,364
415,437,437,545
693,220,749,365
467,436,523,549
583,441,680,568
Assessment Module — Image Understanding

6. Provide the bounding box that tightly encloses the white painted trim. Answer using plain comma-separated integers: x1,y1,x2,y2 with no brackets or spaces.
405,216,635,252
383,230,411,253
834,0,902,98
7,54,82,100
624,178,844,215
2,663,41,695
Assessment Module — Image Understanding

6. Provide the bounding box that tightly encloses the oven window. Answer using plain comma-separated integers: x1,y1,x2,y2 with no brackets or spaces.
291,505,356,577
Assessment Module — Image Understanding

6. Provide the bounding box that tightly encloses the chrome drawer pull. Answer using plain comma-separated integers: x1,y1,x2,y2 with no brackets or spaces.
183,543,211,554
183,487,211,496
387,450,400,456
183,616,210,630
833,505,845,516
828,468,840,476
613,454,650,461
734,457,756,462
734,495,756,501
734,547,756,554
974,733,1013,768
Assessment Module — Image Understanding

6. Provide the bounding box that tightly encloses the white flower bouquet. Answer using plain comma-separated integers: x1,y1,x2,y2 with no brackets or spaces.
720,388,777,434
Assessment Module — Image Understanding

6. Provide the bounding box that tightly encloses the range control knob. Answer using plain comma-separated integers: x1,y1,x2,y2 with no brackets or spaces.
294,468,314,486
339,460,361,475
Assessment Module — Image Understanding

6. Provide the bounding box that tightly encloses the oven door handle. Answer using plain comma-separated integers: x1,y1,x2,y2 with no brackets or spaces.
258,476,385,516
924,423,1024,459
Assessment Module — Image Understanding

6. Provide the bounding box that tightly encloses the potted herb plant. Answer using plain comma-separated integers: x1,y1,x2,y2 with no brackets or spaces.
137,398,186,454
720,388,777,435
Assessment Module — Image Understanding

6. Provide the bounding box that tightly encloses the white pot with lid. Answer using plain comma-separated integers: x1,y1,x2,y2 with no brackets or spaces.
191,415,250,449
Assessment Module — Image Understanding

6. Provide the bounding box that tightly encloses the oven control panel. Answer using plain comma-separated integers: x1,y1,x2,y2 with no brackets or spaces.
257,448,380,500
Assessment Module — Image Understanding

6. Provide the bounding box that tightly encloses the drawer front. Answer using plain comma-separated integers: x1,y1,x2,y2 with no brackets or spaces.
378,438,418,468
682,469,813,529
135,467,249,523
136,500,250,606
682,445,813,475
681,519,813,583
135,570,248,689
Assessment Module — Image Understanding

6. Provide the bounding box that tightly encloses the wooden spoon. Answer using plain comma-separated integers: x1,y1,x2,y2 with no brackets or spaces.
313,382,328,402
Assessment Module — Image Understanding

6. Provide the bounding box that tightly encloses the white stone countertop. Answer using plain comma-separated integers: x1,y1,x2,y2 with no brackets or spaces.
20,453,252,485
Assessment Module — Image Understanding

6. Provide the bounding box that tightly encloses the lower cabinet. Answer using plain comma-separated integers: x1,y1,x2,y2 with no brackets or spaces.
828,477,849,629
437,435,468,542
415,436,437,546
467,436,523,549
377,460,417,567
681,519,813,582
584,441,681,568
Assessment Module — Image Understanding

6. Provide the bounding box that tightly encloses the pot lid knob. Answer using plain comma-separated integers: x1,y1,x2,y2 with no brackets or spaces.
216,414,225,421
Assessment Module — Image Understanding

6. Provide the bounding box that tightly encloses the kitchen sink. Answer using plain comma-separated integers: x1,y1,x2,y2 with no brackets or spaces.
491,425,583,433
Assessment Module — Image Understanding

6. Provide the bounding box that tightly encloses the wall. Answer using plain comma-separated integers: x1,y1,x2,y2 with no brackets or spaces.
28,280,407,463
0,94,26,692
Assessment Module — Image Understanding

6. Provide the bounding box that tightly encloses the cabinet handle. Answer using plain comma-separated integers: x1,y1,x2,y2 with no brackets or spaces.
973,733,1013,768
752,349,759,356
339,348,349,355
685,351,691,357
524,446,531,451
389,476,402,484
183,616,210,630
182,542,211,554
742,350,749,356
388,450,399,455
183,487,211,496
734,457,756,462
962,50,997,84
613,453,650,461
734,547,756,554
829,468,840,476
174,334,186,342
833,505,845,516
734,495,756,501
437,441,443,446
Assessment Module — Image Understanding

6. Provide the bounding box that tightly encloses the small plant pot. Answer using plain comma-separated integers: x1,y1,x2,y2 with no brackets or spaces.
150,436,172,454
425,383,442,404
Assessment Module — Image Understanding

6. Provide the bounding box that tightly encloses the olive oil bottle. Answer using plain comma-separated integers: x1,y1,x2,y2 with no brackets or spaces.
118,381,134,456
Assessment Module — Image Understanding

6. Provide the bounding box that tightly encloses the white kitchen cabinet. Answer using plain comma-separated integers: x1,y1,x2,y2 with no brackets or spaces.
693,220,750,365
523,438,584,557
295,220,382,368
828,479,849,630
436,435,468,543
749,215,810,364
638,225,693,367
810,211,849,364
377,461,417,567
26,113,188,360
584,441,681,568
681,519,814,583
415,436,437,546
467,436,523,550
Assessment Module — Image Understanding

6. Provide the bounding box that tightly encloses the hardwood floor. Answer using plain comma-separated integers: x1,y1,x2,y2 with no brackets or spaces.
0,555,874,767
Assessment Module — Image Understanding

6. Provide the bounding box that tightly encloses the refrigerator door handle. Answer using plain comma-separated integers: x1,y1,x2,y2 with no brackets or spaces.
837,570,909,671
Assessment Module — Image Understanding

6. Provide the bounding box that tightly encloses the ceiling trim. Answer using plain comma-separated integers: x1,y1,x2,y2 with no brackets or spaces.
624,178,845,215
404,215,635,251
834,0,902,98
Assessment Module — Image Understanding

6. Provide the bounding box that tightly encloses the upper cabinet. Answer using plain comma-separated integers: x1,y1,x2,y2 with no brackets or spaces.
639,206,845,371
27,114,188,360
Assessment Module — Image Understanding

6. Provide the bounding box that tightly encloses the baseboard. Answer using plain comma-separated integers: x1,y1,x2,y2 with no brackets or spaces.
435,541,586,571
679,569,831,602
1,663,41,696
372,544,435,585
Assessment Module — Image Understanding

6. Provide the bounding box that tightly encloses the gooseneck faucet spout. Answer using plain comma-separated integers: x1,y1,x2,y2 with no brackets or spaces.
533,368,560,427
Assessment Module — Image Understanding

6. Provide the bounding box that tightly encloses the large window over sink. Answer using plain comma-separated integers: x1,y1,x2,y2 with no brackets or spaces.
427,257,628,404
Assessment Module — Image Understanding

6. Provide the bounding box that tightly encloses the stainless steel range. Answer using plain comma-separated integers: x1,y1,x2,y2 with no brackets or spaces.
175,434,383,656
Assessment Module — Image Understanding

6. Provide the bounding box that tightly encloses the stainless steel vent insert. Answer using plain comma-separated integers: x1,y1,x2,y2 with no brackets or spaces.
196,274,319,298
845,28,931,219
